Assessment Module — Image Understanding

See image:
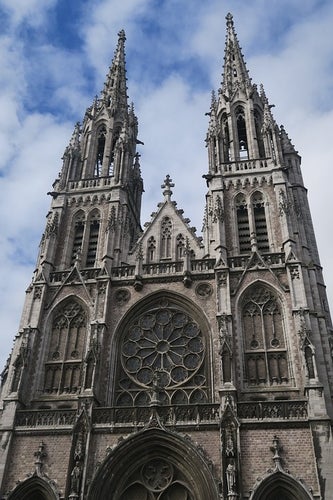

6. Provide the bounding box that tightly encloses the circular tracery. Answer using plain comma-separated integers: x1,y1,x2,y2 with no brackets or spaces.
121,307,205,390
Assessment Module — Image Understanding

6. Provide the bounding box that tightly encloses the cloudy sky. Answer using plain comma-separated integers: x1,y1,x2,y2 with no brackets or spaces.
0,0,333,369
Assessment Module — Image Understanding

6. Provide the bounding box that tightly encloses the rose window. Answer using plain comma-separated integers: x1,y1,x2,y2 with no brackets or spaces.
121,307,205,390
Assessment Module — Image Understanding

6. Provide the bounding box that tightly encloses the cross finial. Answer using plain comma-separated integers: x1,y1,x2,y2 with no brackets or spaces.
161,175,175,201
226,12,234,27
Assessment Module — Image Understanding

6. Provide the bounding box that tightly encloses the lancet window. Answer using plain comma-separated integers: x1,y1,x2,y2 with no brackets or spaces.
235,105,248,159
241,285,289,387
254,109,265,158
235,193,251,254
147,236,156,262
43,300,87,395
115,297,208,406
71,212,85,265
222,113,230,162
109,125,121,175
161,217,172,259
85,210,100,267
94,125,107,177
252,192,269,252
235,191,270,254
176,234,185,260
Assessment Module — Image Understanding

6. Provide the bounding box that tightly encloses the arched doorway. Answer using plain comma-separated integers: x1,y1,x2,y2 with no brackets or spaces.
7,476,58,500
87,427,219,500
250,471,314,500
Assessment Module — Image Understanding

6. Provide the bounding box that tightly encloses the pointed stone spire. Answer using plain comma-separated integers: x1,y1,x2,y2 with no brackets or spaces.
102,29,128,115
221,13,252,98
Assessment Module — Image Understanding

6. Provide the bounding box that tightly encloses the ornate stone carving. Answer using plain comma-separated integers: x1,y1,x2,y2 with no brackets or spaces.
115,288,131,304
217,270,228,287
212,195,224,223
289,265,300,280
278,189,292,216
34,441,47,475
195,282,212,298
33,286,43,300
106,206,117,232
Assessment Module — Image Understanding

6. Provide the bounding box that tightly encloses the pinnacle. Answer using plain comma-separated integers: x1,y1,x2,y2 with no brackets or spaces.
221,13,252,98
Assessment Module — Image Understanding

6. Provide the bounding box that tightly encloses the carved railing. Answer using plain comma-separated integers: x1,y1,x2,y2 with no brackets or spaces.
15,409,77,427
237,400,308,420
222,158,272,175
228,253,285,270
143,261,184,275
14,400,308,428
190,259,216,272
68,176,112,190
93,404,220,427
49,268,102,283
111,265,136,278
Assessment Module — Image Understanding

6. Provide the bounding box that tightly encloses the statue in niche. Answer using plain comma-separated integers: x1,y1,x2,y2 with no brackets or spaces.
305,345,315,379
226,460,236,494
70,461,82,494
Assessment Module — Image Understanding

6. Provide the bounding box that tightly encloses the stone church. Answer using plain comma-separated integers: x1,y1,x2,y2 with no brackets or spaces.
1,13,333,500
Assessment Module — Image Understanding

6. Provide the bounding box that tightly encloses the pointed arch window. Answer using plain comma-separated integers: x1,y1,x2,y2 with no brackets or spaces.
252,192,269,252
43,300,87,395
235,194,251,253
242,285,289,387
161,217,172,259
71,212,85,265
109,125,121,176
85,210,100,267
94,125,107,177
235,106,248,160
254,109,265,158
176,234,185,260
222,113,230,162
147,236,156,262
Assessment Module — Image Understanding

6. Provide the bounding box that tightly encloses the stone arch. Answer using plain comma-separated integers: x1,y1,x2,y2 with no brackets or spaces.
249,470,313,500
87,427,219,500
237,281,290,388
111,290,213,406
7,476,58,500
42,296,89,396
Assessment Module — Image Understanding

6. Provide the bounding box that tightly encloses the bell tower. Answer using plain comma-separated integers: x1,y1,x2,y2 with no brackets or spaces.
203,13,333,498
54,29,143,272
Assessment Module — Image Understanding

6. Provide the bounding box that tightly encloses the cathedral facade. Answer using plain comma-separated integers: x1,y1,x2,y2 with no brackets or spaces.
1,14,333,500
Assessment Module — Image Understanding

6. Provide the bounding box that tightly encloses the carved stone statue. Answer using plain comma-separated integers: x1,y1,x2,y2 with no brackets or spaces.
226,462,236,494
71,461,82,494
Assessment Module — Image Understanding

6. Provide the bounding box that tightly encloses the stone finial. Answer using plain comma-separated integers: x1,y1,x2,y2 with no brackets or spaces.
34,441,47,476
226,12,234,26
161,175,175,201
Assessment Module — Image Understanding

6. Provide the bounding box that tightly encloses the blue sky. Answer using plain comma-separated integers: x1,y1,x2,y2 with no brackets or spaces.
1,0,333,368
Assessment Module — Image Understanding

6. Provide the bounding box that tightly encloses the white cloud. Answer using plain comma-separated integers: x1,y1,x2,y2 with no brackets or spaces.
0,0,57,29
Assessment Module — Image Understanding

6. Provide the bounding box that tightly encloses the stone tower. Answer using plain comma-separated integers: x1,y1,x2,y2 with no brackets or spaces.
1,14,333,500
